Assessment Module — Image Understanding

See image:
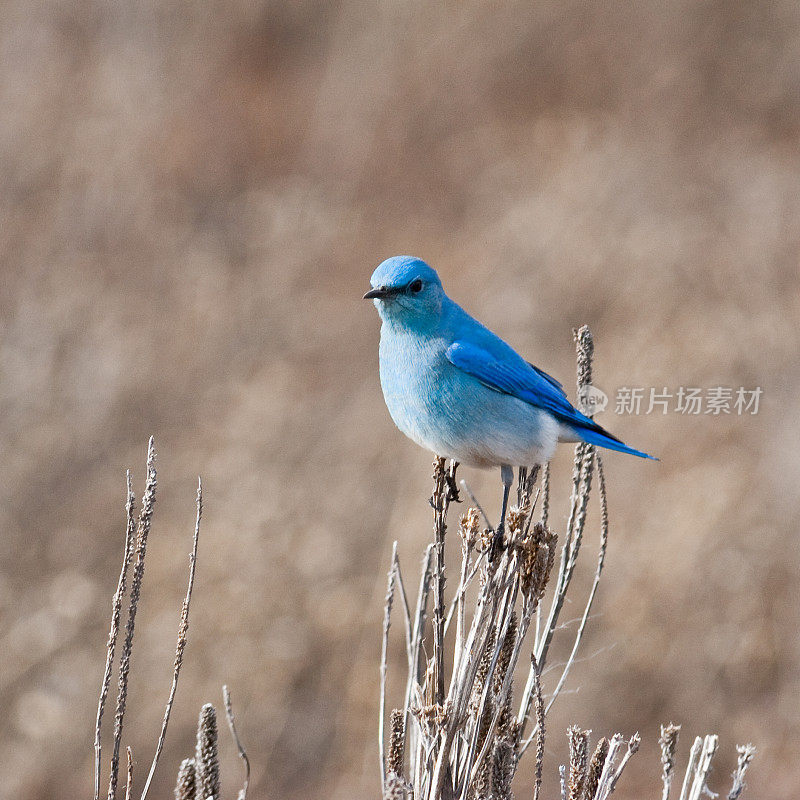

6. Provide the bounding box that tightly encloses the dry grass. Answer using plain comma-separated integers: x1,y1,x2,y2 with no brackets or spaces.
93,441,248,800
82,339,758,800
88,353,757,800
378,328,756,800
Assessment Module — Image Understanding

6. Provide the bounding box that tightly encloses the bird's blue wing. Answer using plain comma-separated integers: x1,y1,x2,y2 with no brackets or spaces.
527,362,565,395
446,341,583,424
445,340,656,459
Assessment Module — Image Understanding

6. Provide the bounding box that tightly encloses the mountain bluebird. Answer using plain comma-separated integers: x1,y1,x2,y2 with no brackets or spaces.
364,255,654,549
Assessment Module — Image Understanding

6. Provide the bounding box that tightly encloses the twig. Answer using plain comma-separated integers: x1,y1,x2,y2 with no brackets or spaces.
109,437,157,800
459,480,492,530
223,685,251,800
124,747,133,800
95,471,136,800
536,442,593,666
540,462,550,528
393,550,413,657
403,544,434,783
678,738,703,800
727,744,755,800
659,724,681,800
380,542,399,785
532,657,545,800
519,329,598,734
140,478,203,800
431,458,453,705
606,733,641,795
592,733,624,800
543,455,608,717
686,735,719,800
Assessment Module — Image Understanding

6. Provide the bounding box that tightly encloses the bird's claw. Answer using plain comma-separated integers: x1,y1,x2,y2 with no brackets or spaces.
488,524,506,563
445,470,462,504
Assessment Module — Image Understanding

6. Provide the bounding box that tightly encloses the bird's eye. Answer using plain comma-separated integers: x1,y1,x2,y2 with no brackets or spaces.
409,279,423,294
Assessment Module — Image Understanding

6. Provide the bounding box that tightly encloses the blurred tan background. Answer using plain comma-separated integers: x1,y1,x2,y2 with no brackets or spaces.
2,1,799,798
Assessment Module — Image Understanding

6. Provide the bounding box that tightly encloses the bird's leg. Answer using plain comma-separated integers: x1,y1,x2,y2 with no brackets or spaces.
445,460,461,503
489,464,514,562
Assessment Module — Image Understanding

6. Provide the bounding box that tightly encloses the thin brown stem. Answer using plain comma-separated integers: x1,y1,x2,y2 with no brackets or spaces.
108,437,157,800
95,472,136,800
223,685,251,800
140,478,202,800
380,541,399,785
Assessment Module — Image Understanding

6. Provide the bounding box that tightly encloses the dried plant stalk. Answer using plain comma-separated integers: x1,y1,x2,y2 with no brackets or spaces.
223,685,251,800
109,437,157,800
374,326,754,800
727,744,755,800
380,542,399,786
124,747,133,800
531,658,545,800
678,737,703,800
431,457,457,706
94,441,251,800
659,723,681,800
685,735,718,800
95,472,136,800
141,478,203,800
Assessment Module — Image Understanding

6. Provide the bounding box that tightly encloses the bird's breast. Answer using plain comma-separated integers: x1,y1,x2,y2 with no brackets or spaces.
378,329,448,432
376,324,559,468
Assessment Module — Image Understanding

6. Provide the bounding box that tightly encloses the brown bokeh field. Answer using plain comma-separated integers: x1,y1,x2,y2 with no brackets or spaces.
2,1,800,798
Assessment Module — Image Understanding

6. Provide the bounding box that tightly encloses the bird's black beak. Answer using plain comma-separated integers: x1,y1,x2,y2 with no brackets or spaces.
363,286,393,300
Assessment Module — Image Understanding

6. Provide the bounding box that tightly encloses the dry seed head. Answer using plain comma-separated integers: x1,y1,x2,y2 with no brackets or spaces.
459,507,481,549
659,723,681,786
417,703,448,736
520,522,557,599
175,758,196,800
494,613,518,692
195,704,220,800
584,737,609,800
469,628,497,716
494,614,518,735
490,736,516,800
472,759,491,800
387,708,405,777
506,504,529,541
567,727,590,800
574,325,594,388
479,525,494,553
382,772,408,800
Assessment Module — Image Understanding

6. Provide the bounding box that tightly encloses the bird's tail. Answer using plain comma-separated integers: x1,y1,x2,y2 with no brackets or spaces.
562,416,658,460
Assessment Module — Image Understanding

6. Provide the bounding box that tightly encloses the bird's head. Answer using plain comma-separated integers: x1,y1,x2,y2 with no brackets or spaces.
364,256,444,325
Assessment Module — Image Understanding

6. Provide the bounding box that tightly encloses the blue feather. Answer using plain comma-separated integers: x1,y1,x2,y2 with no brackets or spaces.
445,340,656,460
366,255,657,467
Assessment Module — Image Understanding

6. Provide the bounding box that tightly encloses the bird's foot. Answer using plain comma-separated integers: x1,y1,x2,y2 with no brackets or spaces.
445,462,461,504
488,524,506,563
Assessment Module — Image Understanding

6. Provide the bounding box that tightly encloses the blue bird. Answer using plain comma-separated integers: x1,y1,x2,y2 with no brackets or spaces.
364,255,655,549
